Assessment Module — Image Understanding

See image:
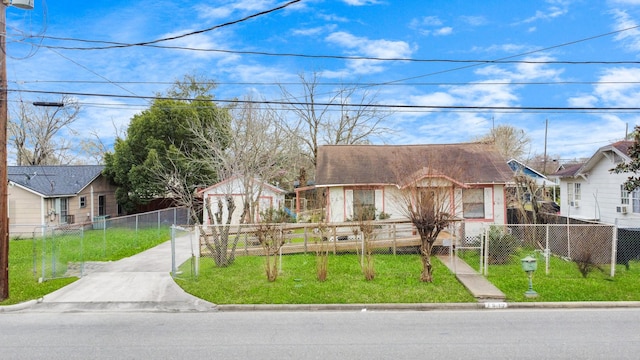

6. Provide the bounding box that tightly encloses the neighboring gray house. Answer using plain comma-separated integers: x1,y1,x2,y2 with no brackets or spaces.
549,140,639,225
8,165,119,236
314,143,514,239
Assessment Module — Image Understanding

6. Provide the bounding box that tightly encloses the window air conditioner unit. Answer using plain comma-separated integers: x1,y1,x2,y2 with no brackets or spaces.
617,206,628,214
572,201,579,208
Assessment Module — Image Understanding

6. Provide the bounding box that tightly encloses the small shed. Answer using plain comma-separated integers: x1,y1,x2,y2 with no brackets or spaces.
198,175,287,225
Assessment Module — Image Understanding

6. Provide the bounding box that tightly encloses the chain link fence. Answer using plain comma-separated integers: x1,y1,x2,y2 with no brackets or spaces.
616,218,640,271
479,223,617,277
12,208,191,282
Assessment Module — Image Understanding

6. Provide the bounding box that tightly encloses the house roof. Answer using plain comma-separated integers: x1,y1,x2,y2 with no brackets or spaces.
8,165,105,197
550,140,633,179
507,159,556,186
198,174,287,195
551,163,584,178
315,143,514,187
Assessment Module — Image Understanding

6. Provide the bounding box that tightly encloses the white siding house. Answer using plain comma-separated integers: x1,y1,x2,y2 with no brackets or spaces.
550,141,640,225
199,175,287,225
314,143,513,240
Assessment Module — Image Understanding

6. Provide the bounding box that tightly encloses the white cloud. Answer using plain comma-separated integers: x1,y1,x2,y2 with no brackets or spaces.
410,16,454,36
471,43,531,54
591,67,640,107
522,5,568,23
324,31,414,75
611,9,640,52
434,27,453,36
411,16,443,27
342,0,381,5
326,31,413,59
292,24,338,36
459,15,487,26
568,94,598,107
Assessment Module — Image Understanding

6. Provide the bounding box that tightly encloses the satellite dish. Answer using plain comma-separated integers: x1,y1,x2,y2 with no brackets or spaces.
11,0,34,10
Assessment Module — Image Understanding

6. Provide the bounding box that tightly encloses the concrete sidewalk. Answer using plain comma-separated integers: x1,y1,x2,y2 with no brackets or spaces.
26,231,217,313
436,254,506,302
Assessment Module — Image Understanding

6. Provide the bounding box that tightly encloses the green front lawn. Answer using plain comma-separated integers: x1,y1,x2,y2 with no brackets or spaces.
175,254,476,304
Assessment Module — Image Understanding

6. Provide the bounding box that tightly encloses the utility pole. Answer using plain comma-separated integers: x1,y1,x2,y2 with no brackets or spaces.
0,1,9,302
543,119,548,175
0,0,33,302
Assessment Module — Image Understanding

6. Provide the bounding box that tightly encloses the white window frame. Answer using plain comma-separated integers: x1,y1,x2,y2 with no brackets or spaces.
463,188,485,219
621,185,630,205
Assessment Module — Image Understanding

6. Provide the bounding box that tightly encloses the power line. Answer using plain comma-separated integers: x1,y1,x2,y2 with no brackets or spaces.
27,0,300,51
11,88,640,113
10,79,640,87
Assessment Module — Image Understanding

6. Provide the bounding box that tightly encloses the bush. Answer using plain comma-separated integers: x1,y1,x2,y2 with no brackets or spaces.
487,226,519,264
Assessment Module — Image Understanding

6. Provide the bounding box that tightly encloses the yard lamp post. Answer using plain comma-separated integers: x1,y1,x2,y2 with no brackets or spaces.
0,0,34,301
521,255,538,298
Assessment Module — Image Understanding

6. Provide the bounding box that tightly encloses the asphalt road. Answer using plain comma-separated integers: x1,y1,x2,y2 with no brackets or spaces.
2,308,640,359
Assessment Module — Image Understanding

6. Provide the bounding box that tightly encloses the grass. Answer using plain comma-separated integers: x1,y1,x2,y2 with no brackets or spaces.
175,253,476,304
461,248,640,302
0,227,172,306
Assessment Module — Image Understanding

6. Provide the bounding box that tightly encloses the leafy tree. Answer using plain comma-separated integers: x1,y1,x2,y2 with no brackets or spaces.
103,76,231,213
611,125,640,191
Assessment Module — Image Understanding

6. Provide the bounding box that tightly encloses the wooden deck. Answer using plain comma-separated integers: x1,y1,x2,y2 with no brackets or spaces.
198,222,455,257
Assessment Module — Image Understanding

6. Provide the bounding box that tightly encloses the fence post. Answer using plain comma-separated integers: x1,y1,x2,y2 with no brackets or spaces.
392,223,397,255
566,217,571,259
194,226,200,279
611,220,618,278
483,227,489,276
304,225,308,254
171,225,176,277
545,224,550,275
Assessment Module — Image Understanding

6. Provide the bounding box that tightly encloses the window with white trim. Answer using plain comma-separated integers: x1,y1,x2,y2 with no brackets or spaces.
567,182,581,205
353,189,375,220
621,185,630,205
462,188,484,219
633,188,640,214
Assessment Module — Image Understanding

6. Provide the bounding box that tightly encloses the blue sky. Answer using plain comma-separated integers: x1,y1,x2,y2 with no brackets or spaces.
5,0,640,163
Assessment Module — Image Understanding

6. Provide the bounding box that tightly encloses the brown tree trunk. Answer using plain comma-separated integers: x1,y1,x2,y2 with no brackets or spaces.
420,241,434,282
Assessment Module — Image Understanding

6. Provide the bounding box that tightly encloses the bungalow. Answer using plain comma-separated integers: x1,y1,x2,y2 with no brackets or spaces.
314,143,514,239
199,175,287,225
549,140,639,225
8,165,119,237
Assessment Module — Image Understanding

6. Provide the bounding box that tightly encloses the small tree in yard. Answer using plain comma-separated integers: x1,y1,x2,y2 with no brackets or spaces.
394,167,459,282
202,195,238,267
256,209,288,282
314,221,330,282
351,204,377,281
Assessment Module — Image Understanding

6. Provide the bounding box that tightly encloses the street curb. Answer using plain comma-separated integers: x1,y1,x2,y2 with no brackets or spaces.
0,299,39,313
4,300,640,313
216,301,640,312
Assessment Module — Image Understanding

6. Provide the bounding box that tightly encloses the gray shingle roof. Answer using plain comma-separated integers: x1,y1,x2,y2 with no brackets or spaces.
315,143,513,187
8,165,105,197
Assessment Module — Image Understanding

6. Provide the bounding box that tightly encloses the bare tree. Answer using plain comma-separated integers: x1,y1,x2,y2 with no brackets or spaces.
279,72,391,167
227,99,298,223
77,129,111,165
475,124,531,160
170,96,299,267
393,160,461,282
9,96,81,165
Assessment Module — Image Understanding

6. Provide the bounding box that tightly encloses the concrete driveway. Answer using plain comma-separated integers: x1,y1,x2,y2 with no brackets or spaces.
29,231,217,312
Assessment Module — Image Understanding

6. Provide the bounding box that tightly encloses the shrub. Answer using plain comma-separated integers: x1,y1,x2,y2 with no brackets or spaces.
487,226,519,264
